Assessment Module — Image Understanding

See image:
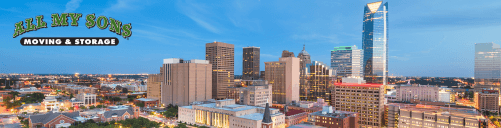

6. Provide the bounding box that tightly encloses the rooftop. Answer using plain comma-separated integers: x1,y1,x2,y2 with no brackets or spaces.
334,83,383,87
135,98,158,102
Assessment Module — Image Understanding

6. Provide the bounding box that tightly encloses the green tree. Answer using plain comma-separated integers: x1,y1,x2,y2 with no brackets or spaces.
80,105,86,110
175,123,188,128
8,91,20,101
136,102,145,107
89,105,96,109
69,107,74,110
4,83,12,89
70,93,74,99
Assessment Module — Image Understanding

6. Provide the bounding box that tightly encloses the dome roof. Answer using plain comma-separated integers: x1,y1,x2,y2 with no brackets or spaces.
298,44,310,56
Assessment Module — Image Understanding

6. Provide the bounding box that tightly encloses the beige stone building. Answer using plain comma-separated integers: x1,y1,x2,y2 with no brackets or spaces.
146,74,162,100
396,85,439,102
474,90,499,113
265,57,300,104
161,58,212,106
386,103,488,128
178,99,286,128
206,41,235,99
227,80,272,107
331,83,384,128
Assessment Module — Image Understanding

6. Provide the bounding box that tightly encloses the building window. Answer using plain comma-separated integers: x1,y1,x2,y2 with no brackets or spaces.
60,120,65,123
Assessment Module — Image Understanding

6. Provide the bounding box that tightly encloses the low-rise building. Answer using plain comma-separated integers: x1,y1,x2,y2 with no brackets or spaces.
42,96,59,111
474,90,499,113
28,111,81,128
227,80,272,107
97,105,140,122
396,85,439,102
178,99,286,128
387,103,489,128
76,93,97,105
308,106,358,128
134,98,159,107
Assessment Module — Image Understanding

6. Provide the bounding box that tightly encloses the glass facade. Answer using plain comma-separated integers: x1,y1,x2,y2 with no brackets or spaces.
363,1,388,84
331,45,363,78
474,42,501,90
302,61,335,104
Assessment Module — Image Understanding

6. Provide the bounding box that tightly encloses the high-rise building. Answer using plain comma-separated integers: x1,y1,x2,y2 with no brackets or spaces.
474,42,501,90
302,61,335,105
281,50,295,58
298,45,312,102
160,58,212,106
331,83,384,128
331,45,363,78
260,71,265,80
474,90,499,113
243,47,260,80
147,74,162,101
265,57,300,104
363,1,388,84
206,41,235,99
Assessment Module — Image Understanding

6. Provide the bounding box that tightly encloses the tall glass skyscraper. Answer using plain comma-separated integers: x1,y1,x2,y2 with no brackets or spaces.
475,42,501,90
363,1,388,84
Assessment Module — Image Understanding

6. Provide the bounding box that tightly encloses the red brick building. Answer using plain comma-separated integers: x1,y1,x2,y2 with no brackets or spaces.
28,111,81,128
308,106,359,128
134,98,159,107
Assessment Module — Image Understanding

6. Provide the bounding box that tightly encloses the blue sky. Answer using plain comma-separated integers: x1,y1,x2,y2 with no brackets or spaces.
1,0,501,77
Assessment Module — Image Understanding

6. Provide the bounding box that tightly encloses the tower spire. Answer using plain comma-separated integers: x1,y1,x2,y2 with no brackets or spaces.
303,44,305,51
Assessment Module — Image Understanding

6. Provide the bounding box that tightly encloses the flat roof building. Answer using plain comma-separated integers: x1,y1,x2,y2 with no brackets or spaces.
308,106,358,128
206,42,235,99
265,57,300,104
178,99,286,128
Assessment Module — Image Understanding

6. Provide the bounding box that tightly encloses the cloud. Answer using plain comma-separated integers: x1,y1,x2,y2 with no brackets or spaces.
176,0,221,34
390,56,409,61
64,0,83,13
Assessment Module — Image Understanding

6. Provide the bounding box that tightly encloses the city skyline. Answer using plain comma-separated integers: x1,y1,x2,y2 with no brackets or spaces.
1,0,501,77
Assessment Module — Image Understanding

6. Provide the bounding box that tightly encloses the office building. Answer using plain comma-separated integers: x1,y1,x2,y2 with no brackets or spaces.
331,45,363,78
206,41,235,99
308,106,359,128
226,80,272,107
302,61,335,105
298,45,312,103
260,71,265,80
243,47,260,80
386,103,488,128
396,85,439,102
438,88,455,103
178,99,286,128
146,74,162,100
474,42,501,90
265,57,300,104
331,83,384,128
362,1,388,84
161,58,212,106
42,96,59,111
76,93,96,105
474,90,499,113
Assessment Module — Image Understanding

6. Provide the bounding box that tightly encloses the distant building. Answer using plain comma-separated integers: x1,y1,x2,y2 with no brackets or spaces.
396,85,439,102
386,103,488,128
438,88,455,103
98,105,140,122
226,80,272,107
474,90,499,113
474,42,501,90
331,45,363,78
206,41,235,99
281,50,295,58
76,93,96,105
147,74,162,100
265,57,300,104
302,61,335,105
178,99,286,128
42,96,59,111
260,71,265,80
331,83,384,127
277,106,308,127
308,106,358,128
28,111,81,128
160,58,212,106
243,47,260,80
134,98,159,107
